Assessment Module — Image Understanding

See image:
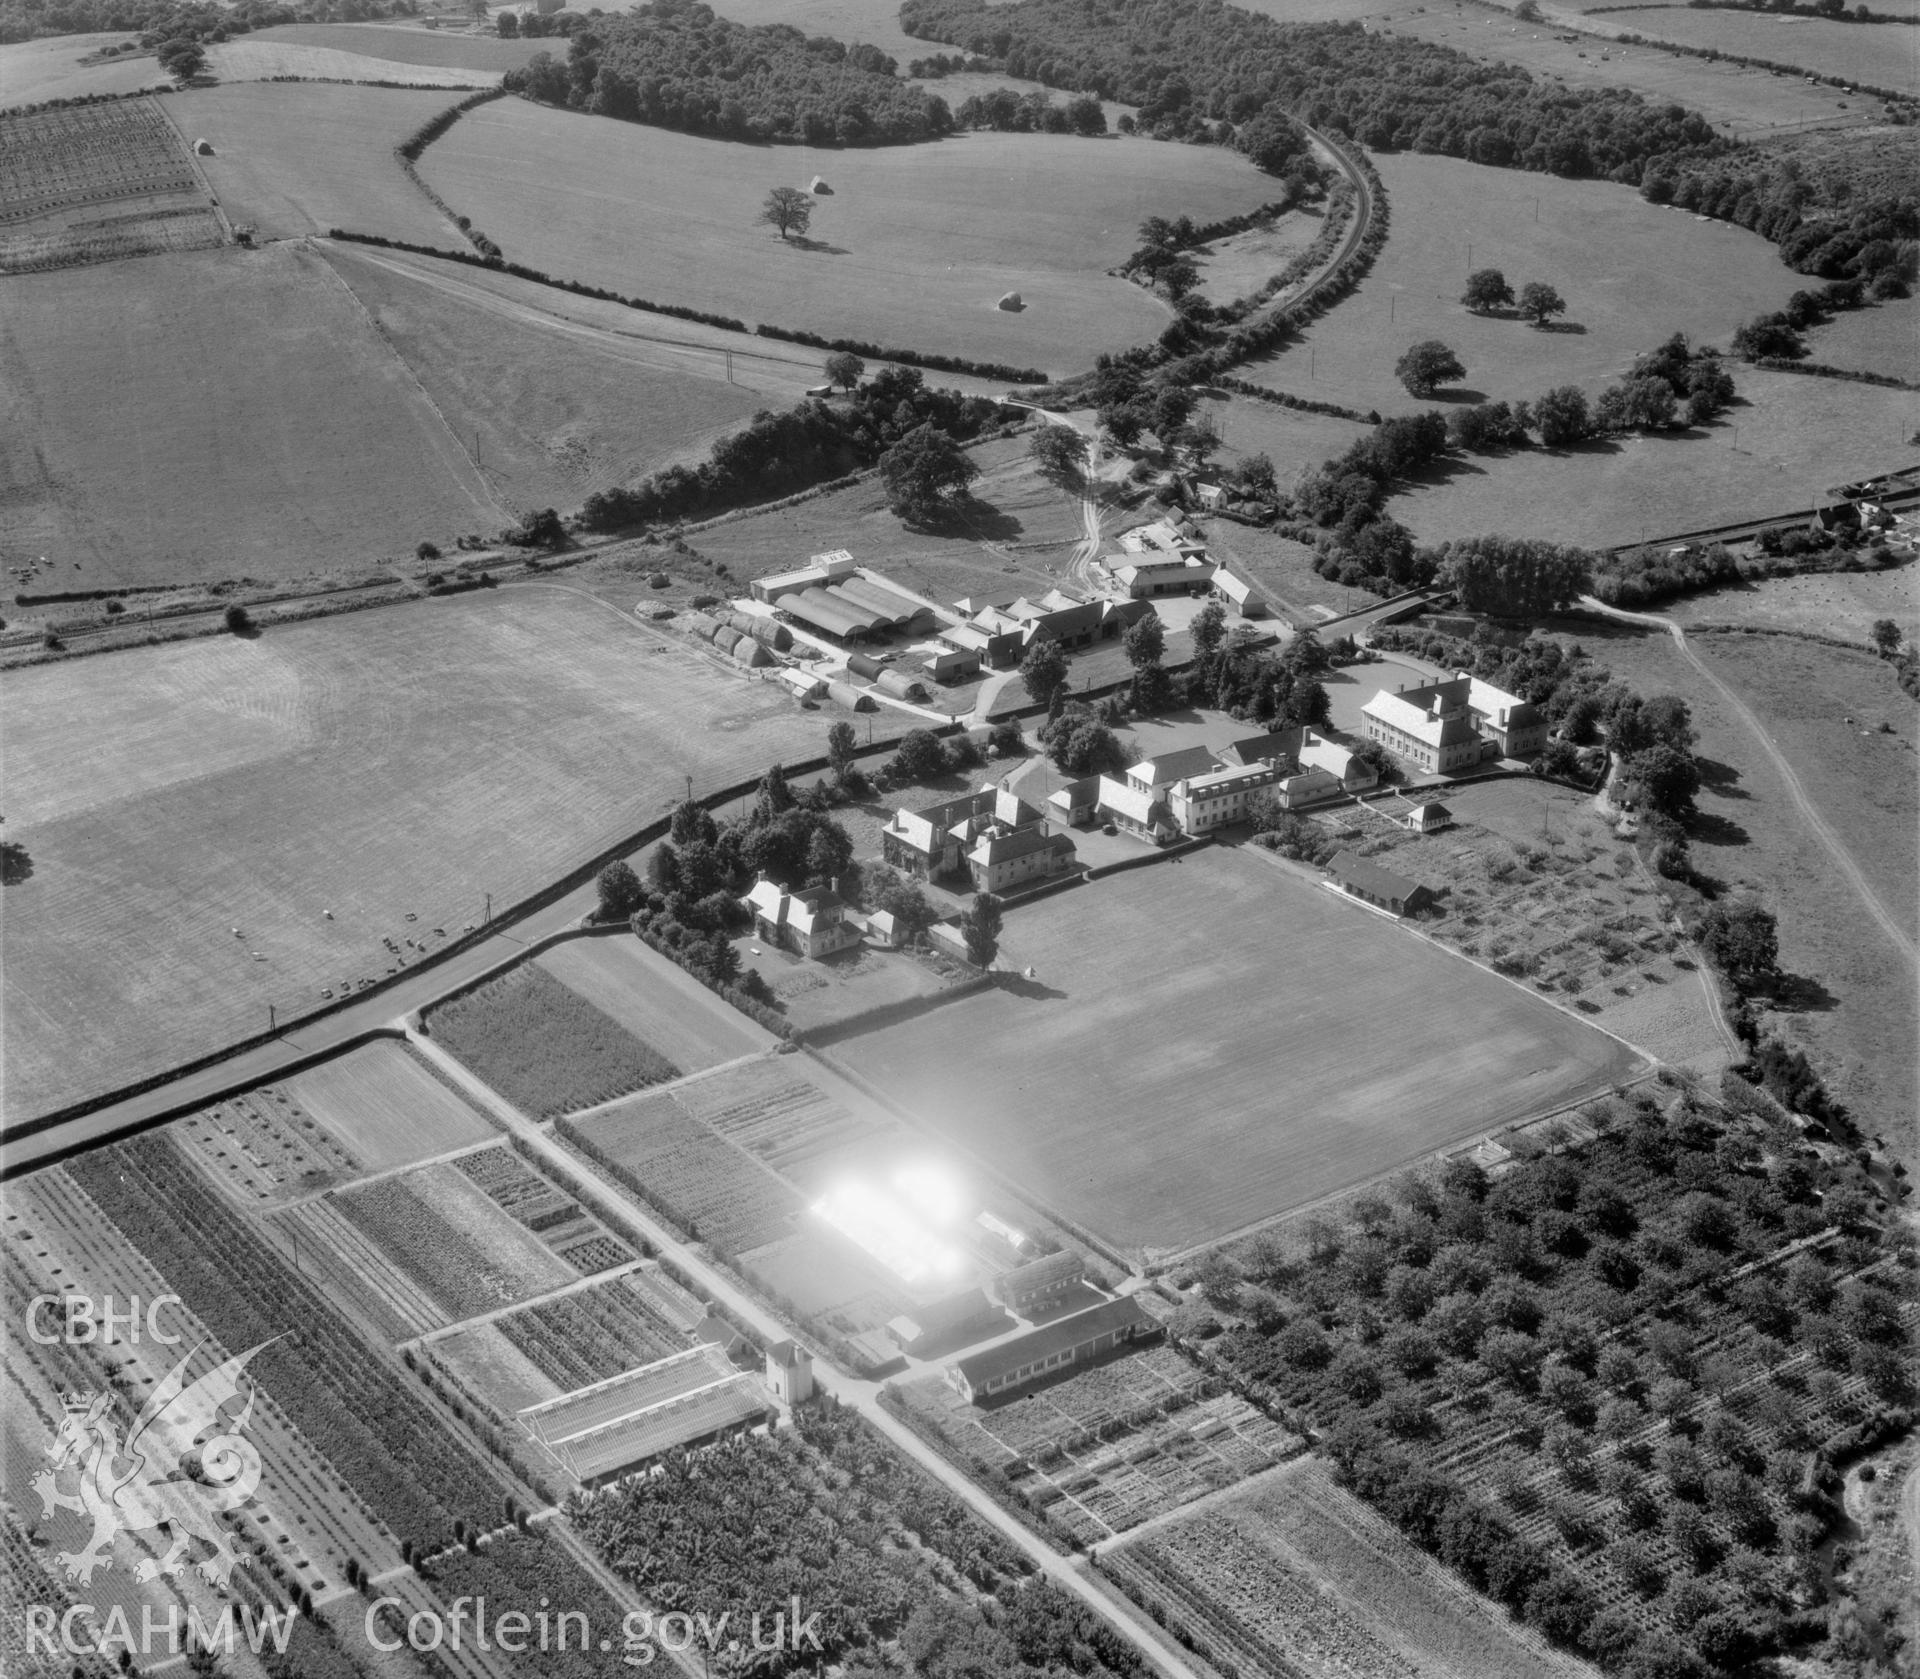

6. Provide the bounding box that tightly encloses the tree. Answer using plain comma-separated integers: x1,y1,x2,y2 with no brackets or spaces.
597,860,644,920
888,729,948,782
223,603,252,635
1395,340,1466,398
156,36,206,82
1698,899,1780,993
1099,402,1145,449
1870,617,1903,656
1189,599,1228,660
1122,613,1165,670
761,186,815,242
1462,268,1514,313
879,424,978,523
755,762,795,822
826,721,859,778
1439,536,1593,617
495,8,518,33
824,351,865,390
958,892,1003,968
1150,385,1197,444
1018,637,1071,712
1622,742,1700,822
1517,281,1567,326
1532,385,1592,448
1028,425,1089,485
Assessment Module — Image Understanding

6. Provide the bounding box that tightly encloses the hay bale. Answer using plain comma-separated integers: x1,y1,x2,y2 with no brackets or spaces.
683,610,722,640
731,637,773,667
194,138,214,156
996,291,1024,312
810,176,833,194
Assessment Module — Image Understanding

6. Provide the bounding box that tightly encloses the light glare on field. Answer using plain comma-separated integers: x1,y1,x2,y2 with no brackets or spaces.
811,1162,968,1287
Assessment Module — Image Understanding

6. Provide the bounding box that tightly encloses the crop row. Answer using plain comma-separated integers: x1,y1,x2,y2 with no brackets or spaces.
497,1282,683,1391
337,1174,540,1321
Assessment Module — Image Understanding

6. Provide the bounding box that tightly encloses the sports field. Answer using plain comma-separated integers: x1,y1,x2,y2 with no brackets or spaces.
0,244,504,583
1241,151,1800,416
1388,367,1919,549
417,102,1280,371
322,241,771,510
829,846,1643,1258
0,588,828,1122
166,82,468,244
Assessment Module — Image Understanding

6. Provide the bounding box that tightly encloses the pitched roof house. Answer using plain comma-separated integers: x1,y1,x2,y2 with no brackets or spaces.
966,825,1078,894
882,785,1044,882
742,876,861,959
1361,673,1547,773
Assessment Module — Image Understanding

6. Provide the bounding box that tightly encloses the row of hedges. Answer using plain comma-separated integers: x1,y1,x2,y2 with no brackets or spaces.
751,321,1046,384
627,921,791,1037
1216,374,1370,423
1751,357,1920,391
1,84,171,117
1609,25,1914,103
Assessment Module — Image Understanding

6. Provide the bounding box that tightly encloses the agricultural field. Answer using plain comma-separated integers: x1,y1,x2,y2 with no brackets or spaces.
894,1343,1305,1545
167,81,467,244
322,241,774,511
0,242,504,583
417,102,1281,371
424,962,681,1119
0,587,830,1123
671,1056,892,1187
1667,564,1920,642
1573,5,1916,89
1804,292,1920,382
1108,1458,1601,1679
172,1082,361,1205
0,99,220,274
0,35,168,106
240,21,541,71
1241,151,1802,418
204,38,499,86
1390,368,1920,550
535,935,771,1074
281,1039,501,1171
1192,209,1323,306
829,845,1644,1260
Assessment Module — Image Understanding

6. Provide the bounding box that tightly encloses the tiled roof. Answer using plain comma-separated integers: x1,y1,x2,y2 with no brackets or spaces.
1222,729,1301,768
952,1296,1150,1389
1328,849,1427,903
1129,745,1220,788
970,828,1075,866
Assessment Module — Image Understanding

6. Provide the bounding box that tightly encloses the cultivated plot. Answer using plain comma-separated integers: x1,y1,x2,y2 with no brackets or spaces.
0,588,830,1122
1390,368,1920,549
282,1040,500,1171
829,846,1644,1258
226,21,540,73
417,103,1281,371
167,81,468,244
535,935,771,1075
0,35,168,106
0,242,504,581
1240,150,1802,417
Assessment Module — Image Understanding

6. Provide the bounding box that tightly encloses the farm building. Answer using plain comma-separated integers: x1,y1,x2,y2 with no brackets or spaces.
1046,774,1103,829
780,669,827,701
693,1311,751,1360
825,681,877,712
1294,729,1378,796
1361,673,1547,773
519,1345,771,1486
886,1287,1001,1355
875,668,930,702
1404,801,1453,833
863,908,903,947
1193,482,1227,511
1327,851,1435,917
991,1249,1084,1314
751,550,860,603
939,620,1023,668
1119,519,1206,561
1009,591,1103,649
742,875,861,959
1109,555,1217,599
946,1296,1155,1402
966,825,1078,894
1211,570,1268,618
765,1341,814,1406
919,645,981,683
882,785,1043,882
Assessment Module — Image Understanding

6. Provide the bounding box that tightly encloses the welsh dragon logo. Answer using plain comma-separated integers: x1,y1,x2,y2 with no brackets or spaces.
32,1340,273,1588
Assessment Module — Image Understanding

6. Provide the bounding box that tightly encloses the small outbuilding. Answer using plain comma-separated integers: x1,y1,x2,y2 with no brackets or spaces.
1405,801,1453,834
1326,850,1434,916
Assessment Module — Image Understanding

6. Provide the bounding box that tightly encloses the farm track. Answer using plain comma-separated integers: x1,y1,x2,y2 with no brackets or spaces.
1579,595,1918,965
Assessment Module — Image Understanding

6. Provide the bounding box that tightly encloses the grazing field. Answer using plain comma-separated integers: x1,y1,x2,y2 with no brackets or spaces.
1240,151,1800,416
0,588,830,1123
1108,1458,1601,1679
1574,5,1917,89
683,432,1087,609
1193,209,1323,305
1199,520,1379,623
672,0,940,69
282,1040,499,1170
1806,293,1920,382
0,99,219,273
167,82,466,244
0,36,168,107
322,241,769,511
418,101,1281,371
226,21,539,73
1549,618,1917,1134
425,963,680,1119
535,936,770,1074
829,846,1644,1258
205,39,499,86
1668,565,1920,642
1391,368,1920,549
0,243,503,582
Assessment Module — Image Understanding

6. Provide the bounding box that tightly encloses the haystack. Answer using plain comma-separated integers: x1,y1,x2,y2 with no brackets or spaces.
810,176,833,194
194,138,214,155
996,291,1024,312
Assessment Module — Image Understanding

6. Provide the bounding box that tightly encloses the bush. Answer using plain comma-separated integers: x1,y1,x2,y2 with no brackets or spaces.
224,604,252,635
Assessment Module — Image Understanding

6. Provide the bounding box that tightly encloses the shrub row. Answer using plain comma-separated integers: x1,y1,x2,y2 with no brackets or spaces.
751,321,1046,383
396,86,505,160
627,921,791,1037
1610,26,1913,102
1215,374,1370,423
1752,357,1920,391
2,84,171,117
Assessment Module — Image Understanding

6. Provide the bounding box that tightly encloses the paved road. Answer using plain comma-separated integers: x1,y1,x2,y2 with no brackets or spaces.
1579,596,1917,966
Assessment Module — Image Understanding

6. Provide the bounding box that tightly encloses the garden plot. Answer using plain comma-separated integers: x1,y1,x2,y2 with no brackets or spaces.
0,99,220,273
282,1041,499,1171
894,1344,1304,1542
485,1273,693,1393
1109,1458,1598,1679
452,1142,637,1270
673,1058,890,1185
172,1085,359,1206
536,935,769,1074
430,1320,560,1415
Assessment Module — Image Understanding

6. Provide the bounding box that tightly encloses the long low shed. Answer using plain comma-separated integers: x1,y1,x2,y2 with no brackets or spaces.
876,669,929,701
728,613,792,651
836,577,935,632
826,680,877,711
784,588,882,640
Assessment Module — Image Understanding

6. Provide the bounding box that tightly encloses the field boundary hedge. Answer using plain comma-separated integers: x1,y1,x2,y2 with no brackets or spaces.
1085,834,1213,879
1751,357,1920,391
751,322,1047,384
794,970,994,1048
1214,374,1370,423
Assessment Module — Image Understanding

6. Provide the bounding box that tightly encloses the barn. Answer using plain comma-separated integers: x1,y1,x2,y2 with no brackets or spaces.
946,1296,1155,1403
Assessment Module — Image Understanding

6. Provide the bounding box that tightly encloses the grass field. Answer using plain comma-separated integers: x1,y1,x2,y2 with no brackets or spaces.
1194,209,1323,305
235,21,539,72
0,243,504,583
1108,1457,1601,1679
1195,521,1380,623
0,588,831,1122
535,936,770,1074
1667,565,1920,641
282,1041,499,1170
0,35,167,107
167,82,465,244
417,102,1280,372
1390,368,1920,549
1547,617,1918,1136
1572,5,1918,89
1806,293,1920,382
322,241,771,511
425,963,680,1118
204,39,499,86
827,845,1643,1259
1240,151,1802,416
